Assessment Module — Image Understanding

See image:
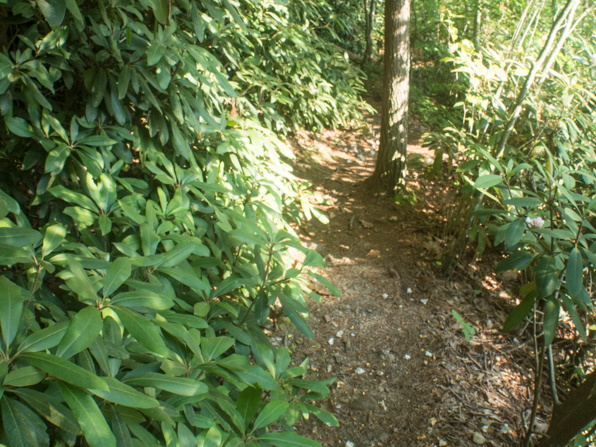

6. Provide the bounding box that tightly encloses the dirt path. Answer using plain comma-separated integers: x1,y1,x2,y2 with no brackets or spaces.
286,107,541,446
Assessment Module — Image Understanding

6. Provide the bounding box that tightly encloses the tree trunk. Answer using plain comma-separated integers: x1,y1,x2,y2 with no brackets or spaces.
538,370,596,447
369,0,410,193
362,0,376,65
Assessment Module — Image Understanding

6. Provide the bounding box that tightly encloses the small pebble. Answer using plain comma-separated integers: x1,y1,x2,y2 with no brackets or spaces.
406,287,413,294
472,432,486,445
328,337,335,345
355,367,366,374
346,442,355,447
425,350,433,357
382,293,389,299
420,298,429,305
404,354,411,360
336,330,344,338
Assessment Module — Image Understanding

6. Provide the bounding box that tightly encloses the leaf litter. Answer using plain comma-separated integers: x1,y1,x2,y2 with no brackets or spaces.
279,96,547,446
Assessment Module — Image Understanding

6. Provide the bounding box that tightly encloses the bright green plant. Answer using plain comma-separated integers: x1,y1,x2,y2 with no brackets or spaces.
0,0,359,445
423,1,596,444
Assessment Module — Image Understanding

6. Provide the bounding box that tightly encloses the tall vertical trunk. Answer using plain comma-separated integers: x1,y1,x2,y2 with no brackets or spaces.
362,0,376,65
369,0,410,193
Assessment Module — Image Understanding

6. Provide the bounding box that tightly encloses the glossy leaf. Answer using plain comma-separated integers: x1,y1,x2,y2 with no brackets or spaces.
103,257,132,296
110,290,173,310
543,296,560,347
56,305,102,359
236,386,261,430
3,366,45,387
124,372,207,396
1,396,50,447
12,388,80,434
0,227,42,247
41,223,66,258
252,400,289,431
59,382,117,447
474,174,502,189
18,321,68,353
91,376,159,408
112,306,168,357
0,276,24,348
566,247,584,298
19,352,108,390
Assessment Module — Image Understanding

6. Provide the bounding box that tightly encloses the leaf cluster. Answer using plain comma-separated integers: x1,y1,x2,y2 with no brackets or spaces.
0,0,355,445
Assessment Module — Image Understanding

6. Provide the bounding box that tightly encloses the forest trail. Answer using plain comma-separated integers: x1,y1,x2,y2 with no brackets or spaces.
285,101,541,447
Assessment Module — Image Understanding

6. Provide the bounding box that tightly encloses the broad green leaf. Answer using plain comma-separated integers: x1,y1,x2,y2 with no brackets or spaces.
49,185,97,210
285,379,333,396
91,376,159,408
110,290,173,310
307,271,340,297
103,257,132,296
59,382,117,447
0,276,24,348
56,306,102,359
19,352,108,390
0,227,42,247
170,123,191,160
64,258,99,303
65,0,83,22
12,388,80,434
536,256,560,298
5,116,34,137
124,372,207,396
566,247,584,298
236,386,261,430
561,295,587,341
150,0,169,24
258,432,321,447
503,293,537,332
303,250,325,268
112,306,168,357
177,422,197,447
44,145,70,174
496,251,533,273
3,366,45,387
474,174,502,189
110,411,135,447
252,400,289,431
275,347,291,378
503,197,542,207
299,402,339,426
201,336,235,362
41,223,66,258
236,365,278,391
18,321,68,352
505,218,525,248
204,425,222,447
1,396,50,447
36,0,66,27
277,293,313,339
543,297,560,347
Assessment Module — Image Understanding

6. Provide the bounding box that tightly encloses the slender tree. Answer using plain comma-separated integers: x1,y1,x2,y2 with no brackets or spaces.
362,0,377,65
369,0,411,193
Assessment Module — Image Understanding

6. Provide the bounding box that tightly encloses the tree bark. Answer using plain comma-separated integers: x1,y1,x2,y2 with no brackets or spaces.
369,0,410,193
538,370,596,447
362,0,376,65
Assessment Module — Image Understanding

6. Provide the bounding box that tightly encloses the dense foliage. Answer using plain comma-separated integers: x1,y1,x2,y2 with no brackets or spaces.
421,0,596,443
0,0,371,445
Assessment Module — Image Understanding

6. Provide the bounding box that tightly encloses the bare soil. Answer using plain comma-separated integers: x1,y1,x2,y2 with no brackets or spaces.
283,100,549,447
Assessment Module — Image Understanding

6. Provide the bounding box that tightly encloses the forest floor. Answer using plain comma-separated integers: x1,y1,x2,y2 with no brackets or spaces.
282,93,552,447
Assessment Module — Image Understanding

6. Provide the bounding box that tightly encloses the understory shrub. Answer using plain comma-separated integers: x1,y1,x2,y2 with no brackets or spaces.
0,0,364,445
